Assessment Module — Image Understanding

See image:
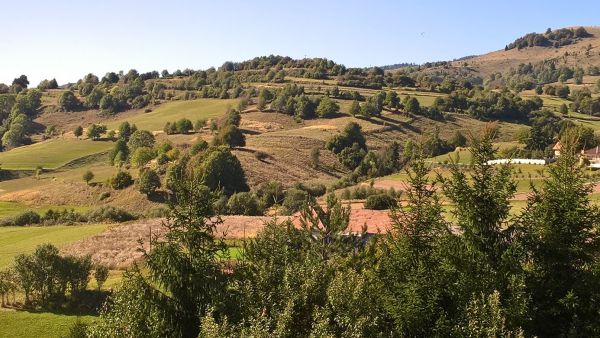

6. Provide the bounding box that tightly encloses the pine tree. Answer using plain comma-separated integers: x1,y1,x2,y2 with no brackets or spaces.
518,133,600,336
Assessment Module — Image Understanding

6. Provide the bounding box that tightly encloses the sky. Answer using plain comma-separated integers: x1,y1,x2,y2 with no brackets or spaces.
1,0,599,85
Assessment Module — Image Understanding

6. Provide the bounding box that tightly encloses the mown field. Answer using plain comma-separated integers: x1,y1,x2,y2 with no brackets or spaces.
0,310,96,338
0,201,91,219
0,224,110,268
0,138,113,170
106,98,239,131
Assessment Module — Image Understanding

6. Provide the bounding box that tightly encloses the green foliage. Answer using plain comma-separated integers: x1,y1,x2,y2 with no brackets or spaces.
94,265,109,290
58,90,81,112
315,96,339,118
214,124,245,148
85,206,136,223
175,118,193,134
13,244,92,306
74,125,83,138
83,170,94,185
364,193,397,210
86,124,107,140
405,96,421,114
518,135,600,336
326,122,367,154
131,147,156,168
138,169,161,195
110,171,133,190
127,129,155,151
200,147,249,195
227,192,263,216
90,173,226,337
254,181,285,208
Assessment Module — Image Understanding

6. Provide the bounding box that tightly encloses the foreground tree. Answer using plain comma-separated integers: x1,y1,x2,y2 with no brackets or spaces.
90,175,227,337
518,134,600,336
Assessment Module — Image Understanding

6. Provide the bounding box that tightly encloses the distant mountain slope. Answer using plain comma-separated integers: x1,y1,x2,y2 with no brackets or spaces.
452,26,600,77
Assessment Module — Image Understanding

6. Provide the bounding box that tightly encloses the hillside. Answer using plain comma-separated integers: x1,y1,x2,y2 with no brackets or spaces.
452,26,600,77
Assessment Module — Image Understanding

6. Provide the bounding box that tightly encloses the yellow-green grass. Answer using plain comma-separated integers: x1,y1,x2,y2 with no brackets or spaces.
0,311,96,338
398,92,444,107
0,201,91,219
0,224,110,269
88,269,124,290
284,76,338,85
0,138,112,170
107,98,238,131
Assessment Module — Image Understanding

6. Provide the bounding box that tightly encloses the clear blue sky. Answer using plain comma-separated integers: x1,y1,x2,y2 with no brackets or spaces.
1,0,598,85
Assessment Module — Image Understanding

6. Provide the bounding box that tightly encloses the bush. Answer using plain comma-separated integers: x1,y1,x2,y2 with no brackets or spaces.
42,209,86,225
110,171,134,190
254,151,269,161
254,181,285,208
296,182,326,197
131,147,156,168
1,210,42,226
282,188,310,214
227,192,263,216
138,169,161,195
86,206,136,223
364,193,397,210
190,140,209,155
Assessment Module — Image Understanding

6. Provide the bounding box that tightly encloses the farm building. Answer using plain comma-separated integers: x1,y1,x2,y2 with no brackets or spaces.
581,146,600,162
553,141,562,157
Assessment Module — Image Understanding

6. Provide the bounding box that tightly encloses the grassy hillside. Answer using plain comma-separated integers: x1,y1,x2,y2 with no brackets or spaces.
106,98,238,131
0,311,95,338
0,224,110,268
452,26,600,77
0,138,112,170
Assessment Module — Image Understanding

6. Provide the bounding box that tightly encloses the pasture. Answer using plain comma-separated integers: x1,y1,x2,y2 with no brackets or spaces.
0,138,112,170
0,311,95,338
106,98,239,131
0,224,110,269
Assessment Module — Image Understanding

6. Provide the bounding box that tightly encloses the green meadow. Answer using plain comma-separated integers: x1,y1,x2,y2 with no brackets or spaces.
107,98,239,131
0,224,110,269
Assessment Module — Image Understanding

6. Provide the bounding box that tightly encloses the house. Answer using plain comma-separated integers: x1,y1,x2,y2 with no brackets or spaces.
552,141,562,157
582,146,600,163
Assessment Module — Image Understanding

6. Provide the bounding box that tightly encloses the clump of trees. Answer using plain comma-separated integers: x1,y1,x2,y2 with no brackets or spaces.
164,118,193,135
506,27,590,50
1,244,92,307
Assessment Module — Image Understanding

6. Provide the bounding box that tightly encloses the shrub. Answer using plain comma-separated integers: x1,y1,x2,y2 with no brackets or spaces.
11,211,41,226
175,118,193,134
227,192,263,216
110,171,133,190
138,169,161,195
364,193,397,210
83,170,94,185
254,151,269,161
282,188,309,214
127,130,155,151
190,140,209,155
94,265,109,290
215,124,245,148
254,181,285,208
42,209,85,225
131,147,156,168
86,206,136,223
296,182,327,197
